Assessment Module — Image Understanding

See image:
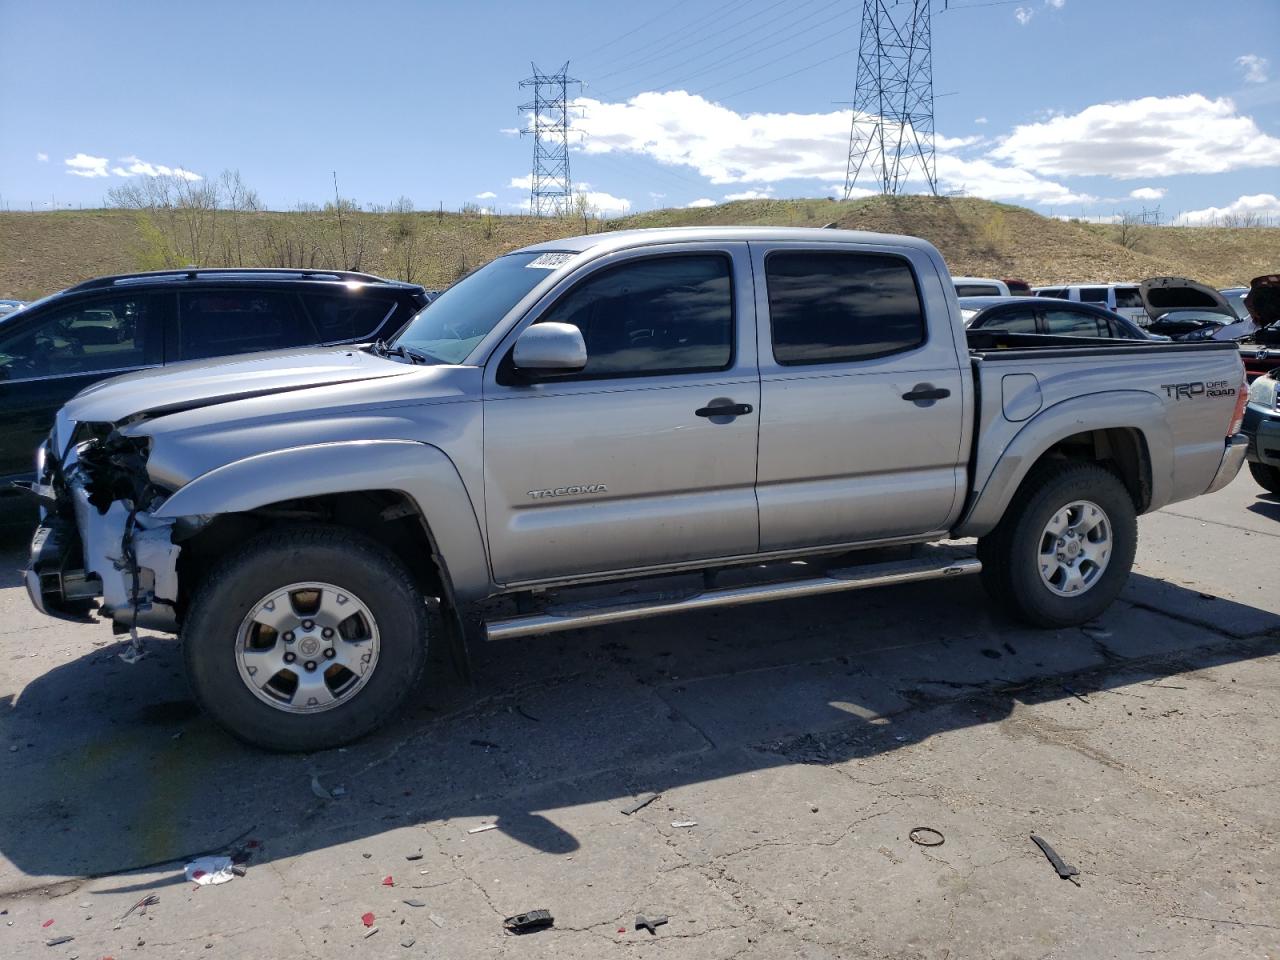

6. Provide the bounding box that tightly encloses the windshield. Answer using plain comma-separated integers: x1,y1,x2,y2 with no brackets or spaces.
391,251,570,363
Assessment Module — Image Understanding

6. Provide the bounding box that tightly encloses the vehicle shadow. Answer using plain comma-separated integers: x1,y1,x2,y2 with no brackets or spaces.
1246,490,1280,522
1,550,1278,890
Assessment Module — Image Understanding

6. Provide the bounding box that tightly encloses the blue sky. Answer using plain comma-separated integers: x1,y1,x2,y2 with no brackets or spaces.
1,0,1277,224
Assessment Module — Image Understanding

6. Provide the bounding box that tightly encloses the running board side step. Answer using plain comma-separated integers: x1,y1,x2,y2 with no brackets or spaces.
484,554,982,642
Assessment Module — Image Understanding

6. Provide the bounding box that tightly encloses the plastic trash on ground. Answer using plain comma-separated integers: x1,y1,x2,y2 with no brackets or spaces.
185,856,237,885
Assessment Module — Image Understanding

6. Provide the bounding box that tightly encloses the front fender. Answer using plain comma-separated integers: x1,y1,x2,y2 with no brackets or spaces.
153,440,492,602
953,391,1171,539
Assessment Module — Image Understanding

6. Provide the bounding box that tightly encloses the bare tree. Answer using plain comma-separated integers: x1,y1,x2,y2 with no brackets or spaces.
572,190,598,234
389,197,419,283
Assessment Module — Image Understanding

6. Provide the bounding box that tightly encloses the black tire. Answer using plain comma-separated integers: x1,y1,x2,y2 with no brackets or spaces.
1248,461,1280,495
184,526,428,752
977,461,1137,628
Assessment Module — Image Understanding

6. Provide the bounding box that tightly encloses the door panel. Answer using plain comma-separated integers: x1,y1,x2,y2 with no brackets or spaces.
752,243,966,551
482,245,760,584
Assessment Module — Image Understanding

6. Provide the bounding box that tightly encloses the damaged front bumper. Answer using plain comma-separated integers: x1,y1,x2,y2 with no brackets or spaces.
23,434,183,635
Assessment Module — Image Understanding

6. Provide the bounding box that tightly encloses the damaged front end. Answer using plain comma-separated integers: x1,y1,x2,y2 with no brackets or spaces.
25,426,184,636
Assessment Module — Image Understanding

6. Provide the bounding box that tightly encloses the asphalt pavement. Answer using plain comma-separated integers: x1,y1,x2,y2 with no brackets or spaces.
1,473,1277,959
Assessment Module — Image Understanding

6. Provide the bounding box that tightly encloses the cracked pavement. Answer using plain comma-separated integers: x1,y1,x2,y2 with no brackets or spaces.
1,475,1277,959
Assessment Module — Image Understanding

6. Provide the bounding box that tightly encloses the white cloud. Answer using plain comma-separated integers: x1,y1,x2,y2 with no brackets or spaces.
110,155,202,181
935,154,1096,205
65,153,110,178
475,190,497,200
1014,7,1034,26
1129,186,1166,200
1175,193,1280,226
685,198,716,208
508,174,533,191
649,191,666,200
991,94,1280,178
1044,0,1065,8
36,151,49,163
575,189,632,214
723,188,774,201
974,117,988,126
1237,54,1269,84
499,127,521,136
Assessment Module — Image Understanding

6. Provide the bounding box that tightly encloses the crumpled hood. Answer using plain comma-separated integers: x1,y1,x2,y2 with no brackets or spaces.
1139,277,1237,322
63,347,416,426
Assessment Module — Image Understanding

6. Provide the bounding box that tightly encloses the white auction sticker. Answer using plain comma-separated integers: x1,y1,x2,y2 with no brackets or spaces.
526,252,575,269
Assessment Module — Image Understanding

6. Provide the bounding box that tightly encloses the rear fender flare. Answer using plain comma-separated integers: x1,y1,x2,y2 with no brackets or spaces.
954,391,1170,538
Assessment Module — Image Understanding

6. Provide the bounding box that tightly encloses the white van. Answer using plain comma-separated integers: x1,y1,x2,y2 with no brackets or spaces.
1031,283,1148,327
954,276,1011,297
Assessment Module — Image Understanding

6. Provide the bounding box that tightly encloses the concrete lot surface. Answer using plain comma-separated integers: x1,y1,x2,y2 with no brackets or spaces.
1,474,1277,959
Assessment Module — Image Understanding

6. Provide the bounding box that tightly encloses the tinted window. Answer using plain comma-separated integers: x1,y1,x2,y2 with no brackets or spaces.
1035,288,1067,299
0,294,159,381
1042,308,1107,337
1079,287,1109,303
178,290,309,360
975,307,1038,333
1114,286,1143,309
537,255,733,377
956,283,1002,297
301,293,395,342
767,251,924,365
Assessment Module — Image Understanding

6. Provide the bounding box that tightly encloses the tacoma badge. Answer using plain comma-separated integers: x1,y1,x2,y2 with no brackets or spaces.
527,483,608,500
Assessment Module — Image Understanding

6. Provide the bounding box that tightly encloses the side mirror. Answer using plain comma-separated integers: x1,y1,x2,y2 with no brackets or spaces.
512,322,587,375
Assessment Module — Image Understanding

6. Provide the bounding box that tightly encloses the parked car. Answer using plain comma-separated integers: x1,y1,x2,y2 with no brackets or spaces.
960,296,1162,340
1221,286,1250,320
1237,274,1280,381
953,276,1010,297
24,227,1248,750
1032,283,1148,328
1243,368,1280,493
1140,277,1257,342
0,268,430,485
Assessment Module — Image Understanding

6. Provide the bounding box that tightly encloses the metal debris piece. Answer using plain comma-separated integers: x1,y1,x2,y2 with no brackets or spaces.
670,820,697,828
405,853,424,861
909,827,945,847
400,936,416,948
1030,834,1080,881
45,935,75,947
468,824,497,834
428,914,445,928
636,915,669,935
621,793,660,816
402,899,426,908
504,909,554,935
363,927,379,939
231,865,247,878
120,894,159,920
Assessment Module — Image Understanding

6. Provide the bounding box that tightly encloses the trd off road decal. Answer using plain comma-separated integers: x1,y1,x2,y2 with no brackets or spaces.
1160,380,1237,400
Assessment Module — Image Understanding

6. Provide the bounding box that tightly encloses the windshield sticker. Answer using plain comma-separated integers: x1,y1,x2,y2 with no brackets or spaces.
526,252,575,270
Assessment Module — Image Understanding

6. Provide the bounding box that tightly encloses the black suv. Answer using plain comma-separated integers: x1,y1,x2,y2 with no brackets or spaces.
0,268,431,485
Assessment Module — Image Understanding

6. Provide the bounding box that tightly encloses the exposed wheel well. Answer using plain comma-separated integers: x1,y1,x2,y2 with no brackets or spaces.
1031,427,1151,512
175,490,448,620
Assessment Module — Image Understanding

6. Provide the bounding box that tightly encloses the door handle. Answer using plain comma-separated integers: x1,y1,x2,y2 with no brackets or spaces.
901,385,951,403
695,402,753,418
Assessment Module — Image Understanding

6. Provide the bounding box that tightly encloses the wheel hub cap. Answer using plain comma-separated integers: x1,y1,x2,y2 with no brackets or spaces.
1037,500,1113,598
235,582,381,714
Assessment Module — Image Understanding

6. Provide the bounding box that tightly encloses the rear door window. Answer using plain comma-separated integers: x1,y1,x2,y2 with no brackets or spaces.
1078,287,1109,303
300,293,397,343
767,251,925,364
178,289,312,361
1041,308,1107,337
955,283,1002,297
0,293,161,380
975,307,1038,333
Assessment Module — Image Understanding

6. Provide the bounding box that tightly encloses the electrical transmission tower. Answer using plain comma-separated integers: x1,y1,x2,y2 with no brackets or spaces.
519,62,579,217
843,0,938,198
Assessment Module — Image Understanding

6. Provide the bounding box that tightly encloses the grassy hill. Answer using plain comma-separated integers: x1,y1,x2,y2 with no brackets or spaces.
2,196,1277,301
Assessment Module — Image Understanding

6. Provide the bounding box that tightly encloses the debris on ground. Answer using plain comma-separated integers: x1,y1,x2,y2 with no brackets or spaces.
670,820,698,828
185,856,236,885
909,827,945,847
405,853,423,861
310,775,333,800
41,919,53,928
45,934,74,947
362,912,376,927
400,936,416,947
1031,834,1081,882
621,793,660,816
468,824,497,834
363,927,379,939
515,705,540,722
382,876,395,887
429,915,445,928
636,914,669,935
809,804,819,813
402,900,426,908
503,909,554,935
470,739,500,750
120,895,159,920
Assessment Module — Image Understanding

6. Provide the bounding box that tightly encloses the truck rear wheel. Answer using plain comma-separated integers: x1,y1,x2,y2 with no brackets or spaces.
977,461,1137,628
184,526,428,752
1248,462,1280,494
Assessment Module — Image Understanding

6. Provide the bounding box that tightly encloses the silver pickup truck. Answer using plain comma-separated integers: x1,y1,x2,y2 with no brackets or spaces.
23,227,1249,750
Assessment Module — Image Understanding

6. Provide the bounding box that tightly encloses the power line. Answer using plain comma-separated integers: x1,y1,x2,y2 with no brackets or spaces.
520,62,580,216
579,0,749,80
693,20,861,97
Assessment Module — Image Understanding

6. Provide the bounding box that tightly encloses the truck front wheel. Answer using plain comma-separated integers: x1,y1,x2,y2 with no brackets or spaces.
184,526,428,752
978,461,1137,628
